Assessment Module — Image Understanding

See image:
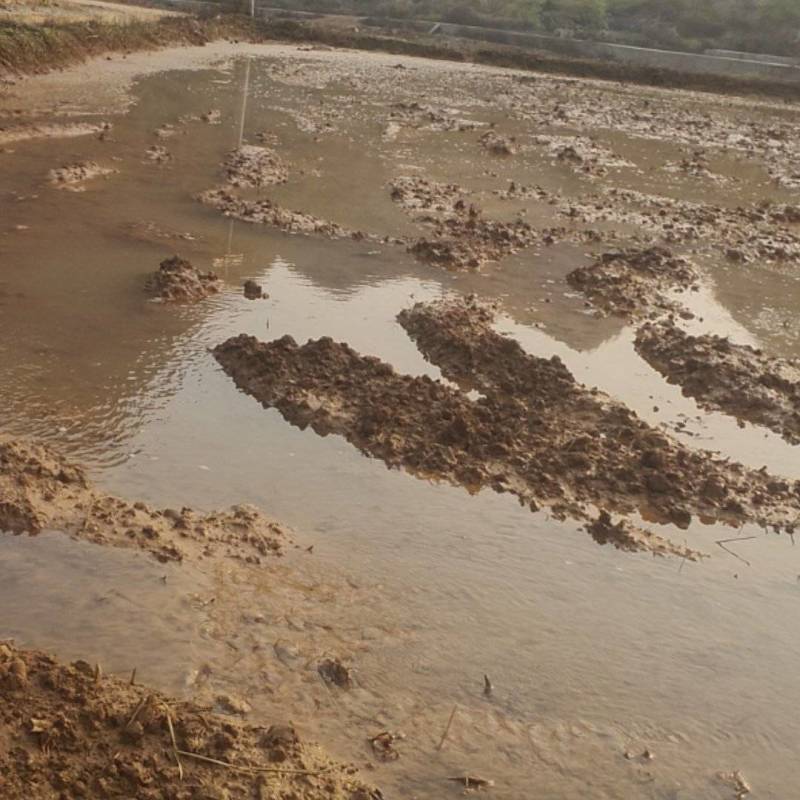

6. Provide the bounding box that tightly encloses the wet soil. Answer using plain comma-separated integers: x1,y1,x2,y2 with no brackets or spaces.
213,298,799,556
566,246,700,320
224,144,288,189
198,188,365,240
3,37,800,800
0,438,287,564
47,160,116,190
636,320,800,445
146,256,222,303
0,642,379,800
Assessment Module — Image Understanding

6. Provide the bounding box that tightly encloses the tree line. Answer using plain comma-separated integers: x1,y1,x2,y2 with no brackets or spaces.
270,0,800,56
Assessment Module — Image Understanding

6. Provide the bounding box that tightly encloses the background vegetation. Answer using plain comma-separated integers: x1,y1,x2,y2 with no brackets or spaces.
268,0,800,56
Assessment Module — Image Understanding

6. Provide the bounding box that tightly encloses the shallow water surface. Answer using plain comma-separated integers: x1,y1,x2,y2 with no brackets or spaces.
2,45,800,798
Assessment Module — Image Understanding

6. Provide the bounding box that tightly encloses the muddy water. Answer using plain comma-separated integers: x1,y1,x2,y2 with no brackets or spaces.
2,45,800,798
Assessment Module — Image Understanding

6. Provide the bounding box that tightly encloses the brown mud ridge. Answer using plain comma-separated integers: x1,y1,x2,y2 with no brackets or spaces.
563,190,800,266
224,144,288,189
0,122,110,146
636,320,800,445
389,176,466,213
146,256,222,303
534,135,633,177
385,101,483,136
479,130,516,156
214,299,800,556
566,247,699,320
47,160,116,190
0,439,287,564
198,188,368,241
0,643,379,800
389,178,535,270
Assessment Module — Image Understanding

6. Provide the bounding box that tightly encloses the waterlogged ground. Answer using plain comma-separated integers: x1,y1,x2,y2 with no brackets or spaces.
2,42,800,798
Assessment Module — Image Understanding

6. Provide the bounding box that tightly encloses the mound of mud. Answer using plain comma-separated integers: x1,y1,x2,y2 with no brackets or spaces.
534,135,633,177
389,176,466,213
566,247,699,319
0,439,287,564
47,161,116,190
562,190,800,266
198,188,364,240
390,176,536,270
386,101,483,134
479,130,516,156
408,216,534,270
214,300,800,555
0,643,379,800
146,256,222,303
636,320,800,444
224,144,288,188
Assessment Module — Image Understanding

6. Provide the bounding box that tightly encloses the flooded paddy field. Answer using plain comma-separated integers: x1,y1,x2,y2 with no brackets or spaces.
2,39,800,799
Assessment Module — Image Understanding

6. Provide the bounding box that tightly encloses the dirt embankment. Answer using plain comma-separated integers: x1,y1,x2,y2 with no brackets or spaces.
566,247,699,320
0,15,266,78
0,439,287,564
389,177,536,270
146,256,222,303
213,298,800,557
0,643,379,800
636,320,800,444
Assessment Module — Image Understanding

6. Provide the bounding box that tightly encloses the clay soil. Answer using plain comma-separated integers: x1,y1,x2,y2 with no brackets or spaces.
0,642,379,800
214,298,800,557
636,320,800,445
566,247,700,320
146,256,222,303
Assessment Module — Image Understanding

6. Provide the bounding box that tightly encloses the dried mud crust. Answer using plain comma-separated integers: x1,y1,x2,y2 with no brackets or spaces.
389,177,535,270
198,188,368,241
0,643,379,800
636,320,800,445
0,439,288,564
47,161,116,190
566,247,700,320
224,144,288,188
146,256,222,303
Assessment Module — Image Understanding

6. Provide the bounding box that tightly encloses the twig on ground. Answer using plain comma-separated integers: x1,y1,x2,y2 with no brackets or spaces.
437,705,458,752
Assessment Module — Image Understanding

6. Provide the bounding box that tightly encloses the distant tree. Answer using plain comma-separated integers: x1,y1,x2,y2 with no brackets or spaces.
541,0,607,31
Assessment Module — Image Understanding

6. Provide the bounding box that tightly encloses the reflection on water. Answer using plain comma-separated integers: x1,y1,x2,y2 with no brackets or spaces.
1,48,800,798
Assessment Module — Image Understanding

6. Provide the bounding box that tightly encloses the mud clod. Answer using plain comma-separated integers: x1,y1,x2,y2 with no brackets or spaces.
636,320,800,444
146,256,222,303
213,299,800,555
224,144,288,188
198,188,362,240
0,643,377,800
566,247,699,319
47,161,116,190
